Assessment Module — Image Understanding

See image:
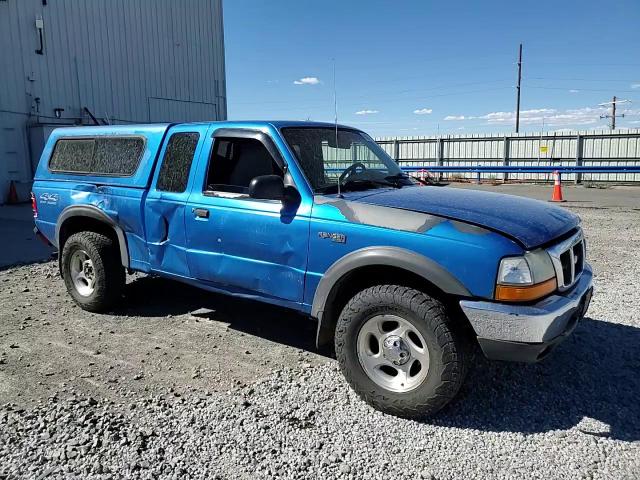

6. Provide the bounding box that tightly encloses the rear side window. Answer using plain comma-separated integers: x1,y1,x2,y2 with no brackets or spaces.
156,132,200,193
49,137,145,176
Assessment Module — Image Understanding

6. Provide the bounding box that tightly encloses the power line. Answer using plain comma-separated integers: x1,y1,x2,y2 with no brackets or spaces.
231,86,513,111
525,76,640,82
232,78,512,106
530,61,640,67
527,85,638,93
333,52,515,72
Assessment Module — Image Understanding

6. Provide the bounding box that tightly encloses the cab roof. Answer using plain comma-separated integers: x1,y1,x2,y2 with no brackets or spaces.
50,120,359,137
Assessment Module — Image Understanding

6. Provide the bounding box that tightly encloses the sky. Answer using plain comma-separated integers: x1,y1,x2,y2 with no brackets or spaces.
223,0,640,137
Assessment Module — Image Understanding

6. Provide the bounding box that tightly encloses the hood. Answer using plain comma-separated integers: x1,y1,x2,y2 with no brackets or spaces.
344,186,579,249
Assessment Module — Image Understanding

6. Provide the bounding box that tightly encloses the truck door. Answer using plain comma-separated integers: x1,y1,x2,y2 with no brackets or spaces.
145,125,208,277
185,128,310,305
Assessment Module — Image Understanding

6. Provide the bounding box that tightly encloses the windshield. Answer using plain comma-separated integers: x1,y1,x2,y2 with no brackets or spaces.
281,127,414,193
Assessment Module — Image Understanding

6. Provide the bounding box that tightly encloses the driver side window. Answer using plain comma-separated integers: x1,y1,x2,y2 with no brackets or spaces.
205,137,283,195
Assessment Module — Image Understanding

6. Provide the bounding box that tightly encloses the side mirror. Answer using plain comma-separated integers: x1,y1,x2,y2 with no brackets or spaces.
249,175,285,200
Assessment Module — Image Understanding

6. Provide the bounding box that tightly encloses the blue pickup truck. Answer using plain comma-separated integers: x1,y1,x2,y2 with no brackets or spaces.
32,121,593,418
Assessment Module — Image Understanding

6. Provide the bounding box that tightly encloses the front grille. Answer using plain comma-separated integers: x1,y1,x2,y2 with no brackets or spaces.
573,241,585,278
558,240,584,287
560,250,573,286
547,231,585,291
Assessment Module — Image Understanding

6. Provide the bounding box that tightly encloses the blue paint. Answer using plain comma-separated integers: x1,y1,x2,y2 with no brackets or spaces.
33,121,581,314
349,185,579,249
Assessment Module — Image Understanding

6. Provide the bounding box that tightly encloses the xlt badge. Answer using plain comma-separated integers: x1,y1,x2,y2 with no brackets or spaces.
318,231,347,244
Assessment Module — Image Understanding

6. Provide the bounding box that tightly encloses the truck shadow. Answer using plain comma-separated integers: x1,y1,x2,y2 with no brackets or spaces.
117,275,321,355
439,317,640,442
116,276,639,442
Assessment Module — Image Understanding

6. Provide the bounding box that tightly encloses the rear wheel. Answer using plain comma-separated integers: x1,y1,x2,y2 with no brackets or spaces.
335,285,468,418
61,231,124,312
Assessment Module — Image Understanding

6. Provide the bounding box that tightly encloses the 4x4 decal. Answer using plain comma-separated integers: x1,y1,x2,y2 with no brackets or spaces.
39,193,59,205
318,231,346,244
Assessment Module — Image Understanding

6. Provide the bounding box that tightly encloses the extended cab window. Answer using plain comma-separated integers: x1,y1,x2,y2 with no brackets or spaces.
156,132,200,193
49,137,144,176
205,137,282,195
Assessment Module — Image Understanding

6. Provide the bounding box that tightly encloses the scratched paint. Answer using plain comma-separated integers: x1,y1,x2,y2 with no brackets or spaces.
314,196,443,233
450,221,490,235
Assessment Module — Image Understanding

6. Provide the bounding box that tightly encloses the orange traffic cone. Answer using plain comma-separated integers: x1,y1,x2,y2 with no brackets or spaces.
550,170,566,202
6,180,19,204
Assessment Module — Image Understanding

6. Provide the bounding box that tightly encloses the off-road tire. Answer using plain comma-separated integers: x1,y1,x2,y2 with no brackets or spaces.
335,285,468,419
61,231,124,312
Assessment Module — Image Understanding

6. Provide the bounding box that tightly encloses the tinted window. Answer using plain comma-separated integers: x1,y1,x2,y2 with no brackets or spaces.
156,132,200,193
49,137,145,176
205,138,282,194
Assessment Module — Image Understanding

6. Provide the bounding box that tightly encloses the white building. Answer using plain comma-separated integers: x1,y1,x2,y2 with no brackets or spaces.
0,0,227,203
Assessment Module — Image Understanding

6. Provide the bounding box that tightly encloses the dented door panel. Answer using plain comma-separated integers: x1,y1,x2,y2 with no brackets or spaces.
185,195,310,303
144,125,209,277
184,126,312,305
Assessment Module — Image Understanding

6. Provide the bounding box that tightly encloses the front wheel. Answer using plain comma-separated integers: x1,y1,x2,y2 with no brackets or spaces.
335,285,468,419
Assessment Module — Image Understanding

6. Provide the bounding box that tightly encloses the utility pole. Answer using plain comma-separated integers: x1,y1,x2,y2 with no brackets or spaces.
599,96,630,130
515,43,523,133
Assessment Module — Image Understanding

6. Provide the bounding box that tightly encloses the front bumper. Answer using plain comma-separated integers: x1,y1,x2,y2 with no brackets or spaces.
460,264,593,363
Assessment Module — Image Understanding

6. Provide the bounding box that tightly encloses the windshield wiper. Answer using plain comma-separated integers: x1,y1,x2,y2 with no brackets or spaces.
340,177,399,192
384,172,416,187
316,176,402,194
385,172,408,179
385,173,411,181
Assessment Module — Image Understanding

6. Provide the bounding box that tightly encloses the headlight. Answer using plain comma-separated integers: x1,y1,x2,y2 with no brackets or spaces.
497,257,532,284
495,251,557,302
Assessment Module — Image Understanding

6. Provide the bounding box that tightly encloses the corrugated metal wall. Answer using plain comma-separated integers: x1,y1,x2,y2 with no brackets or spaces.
0,0,226,203
376,129,640,183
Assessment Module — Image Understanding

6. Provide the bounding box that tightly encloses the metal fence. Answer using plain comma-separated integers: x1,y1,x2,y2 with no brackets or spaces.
375,129,640,183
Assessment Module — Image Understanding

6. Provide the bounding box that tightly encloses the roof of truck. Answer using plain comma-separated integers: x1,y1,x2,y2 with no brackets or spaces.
50,120,359,137
170,120,357,129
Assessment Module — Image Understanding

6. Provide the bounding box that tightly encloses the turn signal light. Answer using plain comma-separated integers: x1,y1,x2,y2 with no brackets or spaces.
495,277,557,302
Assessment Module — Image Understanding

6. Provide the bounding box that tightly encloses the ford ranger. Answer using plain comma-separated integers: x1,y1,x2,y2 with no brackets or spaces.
32,121,593,418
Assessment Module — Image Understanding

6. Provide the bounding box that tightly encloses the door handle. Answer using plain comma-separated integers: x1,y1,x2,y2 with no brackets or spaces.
193,208,209,219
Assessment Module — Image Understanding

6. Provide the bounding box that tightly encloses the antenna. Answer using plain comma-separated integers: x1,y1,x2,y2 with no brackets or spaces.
333,58,342,198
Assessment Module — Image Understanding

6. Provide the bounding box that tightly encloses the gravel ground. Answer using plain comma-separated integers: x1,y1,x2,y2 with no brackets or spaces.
1,205,639,479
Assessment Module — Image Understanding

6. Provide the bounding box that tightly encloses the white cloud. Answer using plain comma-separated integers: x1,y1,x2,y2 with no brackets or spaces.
443,106,640,128
588,125,613,131
355,109,379,115
435,105,640,129
569,89,579,93
293,77,320,85
413,108,433,115
631,83,640,89
480,108,558,124
477,107,608,127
